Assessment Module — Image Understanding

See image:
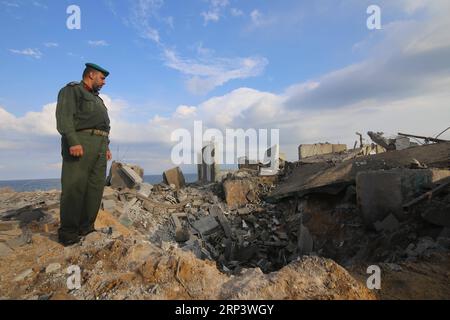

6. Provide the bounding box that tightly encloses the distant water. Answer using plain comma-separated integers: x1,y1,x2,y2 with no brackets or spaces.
0,174,198,192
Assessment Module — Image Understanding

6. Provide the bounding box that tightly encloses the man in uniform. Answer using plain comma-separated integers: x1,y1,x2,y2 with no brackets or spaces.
56,63,112,246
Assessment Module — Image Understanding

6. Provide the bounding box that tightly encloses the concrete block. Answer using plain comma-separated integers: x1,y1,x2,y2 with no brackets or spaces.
136,183,153,198
223,179,256,209
121,165,144,185
357,170,403,226
45,263,61,274
102,199,117,213
108,161,144,189
210,205,232,238
192,216,220,235
171,213,190,243
298,143,347,159
163,167,186,190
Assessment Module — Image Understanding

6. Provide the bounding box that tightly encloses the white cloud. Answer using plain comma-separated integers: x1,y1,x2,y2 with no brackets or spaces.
201,0,229,25
174,105,197,118
88,40,109,47
1,1,19,7
230,8,244,17
9,48,42,59
130,0,163,43
163,48,268,95
44,42,59,48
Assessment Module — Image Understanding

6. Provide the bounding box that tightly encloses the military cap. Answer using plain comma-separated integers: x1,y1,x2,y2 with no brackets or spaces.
85,63,110,77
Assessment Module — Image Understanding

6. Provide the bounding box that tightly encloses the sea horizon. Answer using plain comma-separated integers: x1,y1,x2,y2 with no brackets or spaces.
0,173,198,193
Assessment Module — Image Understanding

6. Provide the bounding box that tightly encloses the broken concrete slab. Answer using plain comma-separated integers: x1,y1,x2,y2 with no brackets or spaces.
102,199,117,213
209,205,232,238
136,183,153,198
107,161,144,189
45,263,61,274
374,214,400,232
102,187,116,200
269,142,450,201
192,216,220,235
171,213,190,243
298,143,347,159
163,167,186,190
121,165,144,186
357,171,403,226
223,179,257,209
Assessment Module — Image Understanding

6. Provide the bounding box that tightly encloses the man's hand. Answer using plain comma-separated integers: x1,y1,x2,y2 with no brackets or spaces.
69,145,84,157
106,150,112,161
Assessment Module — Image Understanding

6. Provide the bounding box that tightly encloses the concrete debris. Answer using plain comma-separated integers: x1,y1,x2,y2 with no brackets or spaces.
223,179,257,209
102,199,117,213
298,143,347,159
107,161,144,189
45,263,61,274
163,167,186,190
1,131,450,300
192,216,220,236
121,165,144,185
197,142,220,183
136,183,153,198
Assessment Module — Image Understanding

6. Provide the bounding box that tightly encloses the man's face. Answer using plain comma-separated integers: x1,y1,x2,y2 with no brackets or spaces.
91,71,106,92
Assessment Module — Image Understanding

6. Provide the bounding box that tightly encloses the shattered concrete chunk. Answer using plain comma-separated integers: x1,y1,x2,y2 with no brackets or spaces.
102,199,117,213
223,179,256,209
192,216,220,235
107,161,144,189
163,167,186,190
209,205,232,238
121,165,144,185
45,263,61,274
298,143,347,159
171,213,190,243
136,183,153,198
357,170,403,226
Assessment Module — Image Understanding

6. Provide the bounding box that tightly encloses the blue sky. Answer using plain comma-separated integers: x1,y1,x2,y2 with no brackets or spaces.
1,0,450,179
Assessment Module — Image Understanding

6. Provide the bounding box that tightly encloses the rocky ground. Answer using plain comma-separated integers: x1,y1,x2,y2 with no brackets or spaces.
0,163,449,300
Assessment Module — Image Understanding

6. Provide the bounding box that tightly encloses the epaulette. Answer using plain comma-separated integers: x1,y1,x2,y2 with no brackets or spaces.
66,81,80,87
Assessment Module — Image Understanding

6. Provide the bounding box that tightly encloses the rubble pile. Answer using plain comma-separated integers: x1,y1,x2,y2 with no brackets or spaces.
1,132,449,300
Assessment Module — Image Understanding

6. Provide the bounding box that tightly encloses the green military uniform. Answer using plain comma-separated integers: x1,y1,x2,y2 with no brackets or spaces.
56,67,110,245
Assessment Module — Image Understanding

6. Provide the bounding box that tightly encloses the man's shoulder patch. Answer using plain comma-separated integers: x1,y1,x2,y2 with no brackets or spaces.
66,81,80,87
